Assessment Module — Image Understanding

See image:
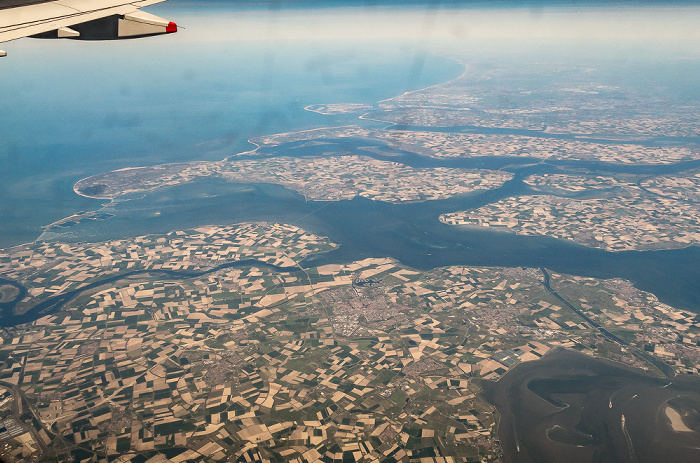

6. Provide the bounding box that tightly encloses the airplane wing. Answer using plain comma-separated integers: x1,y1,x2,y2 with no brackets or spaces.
0,0,177,56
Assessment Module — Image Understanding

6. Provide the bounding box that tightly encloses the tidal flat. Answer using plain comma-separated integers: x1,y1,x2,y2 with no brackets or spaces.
482,348,700,463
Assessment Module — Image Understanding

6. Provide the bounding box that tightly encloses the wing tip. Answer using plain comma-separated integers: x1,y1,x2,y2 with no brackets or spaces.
166,22,177,33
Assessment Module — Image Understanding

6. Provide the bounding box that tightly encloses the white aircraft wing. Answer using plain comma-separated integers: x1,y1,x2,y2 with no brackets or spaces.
0,0,177,56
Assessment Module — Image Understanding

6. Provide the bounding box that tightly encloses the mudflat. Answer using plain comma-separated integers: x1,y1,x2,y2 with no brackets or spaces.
481,348,700,463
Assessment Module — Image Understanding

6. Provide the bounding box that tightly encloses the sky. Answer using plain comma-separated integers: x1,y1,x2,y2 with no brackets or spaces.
148,1,700,53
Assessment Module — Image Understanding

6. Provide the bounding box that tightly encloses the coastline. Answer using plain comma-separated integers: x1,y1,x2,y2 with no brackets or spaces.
71,178,114,201
375,54,468,106
46,51,468,239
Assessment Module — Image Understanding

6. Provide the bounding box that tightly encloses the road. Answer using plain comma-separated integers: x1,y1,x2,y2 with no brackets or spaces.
539,267,676,378
0,379,49,459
